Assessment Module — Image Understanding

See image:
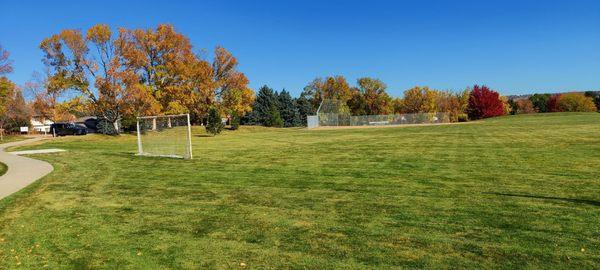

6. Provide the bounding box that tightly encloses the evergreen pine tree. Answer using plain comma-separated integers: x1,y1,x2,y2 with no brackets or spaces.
247,85,278,125
206,107,224,135
265,104,284,127
291,98,303,127
294,87,316,126
277,89,296,127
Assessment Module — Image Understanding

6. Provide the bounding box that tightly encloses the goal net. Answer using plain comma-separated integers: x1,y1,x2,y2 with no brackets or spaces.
136,114,193,159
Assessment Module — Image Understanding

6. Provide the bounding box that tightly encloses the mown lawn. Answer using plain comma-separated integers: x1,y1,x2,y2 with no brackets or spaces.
0,113,598,269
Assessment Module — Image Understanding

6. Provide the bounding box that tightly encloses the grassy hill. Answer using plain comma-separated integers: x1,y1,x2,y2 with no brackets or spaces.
0,113,598,269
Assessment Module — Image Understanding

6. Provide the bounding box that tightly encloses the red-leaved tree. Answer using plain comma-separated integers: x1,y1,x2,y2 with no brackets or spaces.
547,94,561,112
467,85,505,119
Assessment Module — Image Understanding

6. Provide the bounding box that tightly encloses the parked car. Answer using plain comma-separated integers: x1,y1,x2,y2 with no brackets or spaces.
75,116,99,133
50,123,88,137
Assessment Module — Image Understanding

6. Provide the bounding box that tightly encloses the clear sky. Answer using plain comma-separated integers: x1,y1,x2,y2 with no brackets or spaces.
1,0,599,97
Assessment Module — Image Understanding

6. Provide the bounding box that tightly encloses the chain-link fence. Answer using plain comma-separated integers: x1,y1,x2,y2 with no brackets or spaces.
308,99,450,128
311,112,449,127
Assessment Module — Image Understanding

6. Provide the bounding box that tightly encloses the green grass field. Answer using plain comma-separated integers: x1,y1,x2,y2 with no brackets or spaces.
0,113,599,269
0,162,6,177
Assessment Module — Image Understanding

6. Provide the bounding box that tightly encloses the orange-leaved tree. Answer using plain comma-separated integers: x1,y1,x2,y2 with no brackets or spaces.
117,24,208,117
402,86,439,113
40,24,159,134
25,72,81,122
212,46,254,118
306,75,353,108
0,45,12,75
356,77,393,115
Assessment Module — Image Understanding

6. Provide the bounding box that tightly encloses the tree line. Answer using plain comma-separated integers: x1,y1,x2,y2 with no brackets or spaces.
509,92,599,115
243,76,598,130
2,24,255,134
1,25,599,135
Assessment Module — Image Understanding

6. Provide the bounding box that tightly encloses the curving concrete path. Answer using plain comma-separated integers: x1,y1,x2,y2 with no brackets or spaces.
0,137,54,200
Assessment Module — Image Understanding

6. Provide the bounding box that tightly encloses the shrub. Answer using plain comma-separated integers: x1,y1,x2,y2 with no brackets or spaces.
467,85,505,119
457,113,469,122
206,107,224,135
515,99,536,114
557,93,597,112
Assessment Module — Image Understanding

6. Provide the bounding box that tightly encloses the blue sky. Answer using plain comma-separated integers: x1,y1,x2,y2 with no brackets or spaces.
1,0,599,96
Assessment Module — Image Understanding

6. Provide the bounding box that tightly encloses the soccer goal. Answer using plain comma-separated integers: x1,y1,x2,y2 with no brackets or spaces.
136,114,193,159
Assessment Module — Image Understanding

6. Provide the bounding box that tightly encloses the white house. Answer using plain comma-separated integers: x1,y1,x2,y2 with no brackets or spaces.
30,118,53,134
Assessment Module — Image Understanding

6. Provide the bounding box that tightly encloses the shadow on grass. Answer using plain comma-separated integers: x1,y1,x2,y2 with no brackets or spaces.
484,192,600,207
195,134,214,138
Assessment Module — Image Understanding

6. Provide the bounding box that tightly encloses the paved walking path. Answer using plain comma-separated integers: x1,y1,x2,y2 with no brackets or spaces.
0,137,54,200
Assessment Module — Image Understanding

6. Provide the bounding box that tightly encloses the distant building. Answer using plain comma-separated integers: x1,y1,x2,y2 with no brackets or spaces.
75,116,99,133
30,117,53,134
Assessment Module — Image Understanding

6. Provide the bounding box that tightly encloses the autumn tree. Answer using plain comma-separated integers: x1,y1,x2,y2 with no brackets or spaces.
515,99,536,114
467,85,505,119
347,87,367,115
499,96,513,115
0,83,31,133
556,93,597,112
305,76,352,107
0,46,14,136
392,98,404,114
220,84,254,121
40,24,157,134
0,46,30,133
435,90,463,122
0,45,12,75
0,45,13,123
402,86,438,113
584,91,600,112
0,77,16,132
212,47,254,117
117,24,207,117
118,26,254,122
547,94,561,112
26,72,85,122
355,77,392,115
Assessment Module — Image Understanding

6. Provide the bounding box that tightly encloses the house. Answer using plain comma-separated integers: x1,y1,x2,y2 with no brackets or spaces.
30,118,53,134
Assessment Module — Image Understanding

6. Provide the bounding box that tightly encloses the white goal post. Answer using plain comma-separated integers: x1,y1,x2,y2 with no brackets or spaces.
136,114,193,159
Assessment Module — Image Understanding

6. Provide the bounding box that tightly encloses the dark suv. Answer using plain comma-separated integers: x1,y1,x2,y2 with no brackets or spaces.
50,123,88,137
